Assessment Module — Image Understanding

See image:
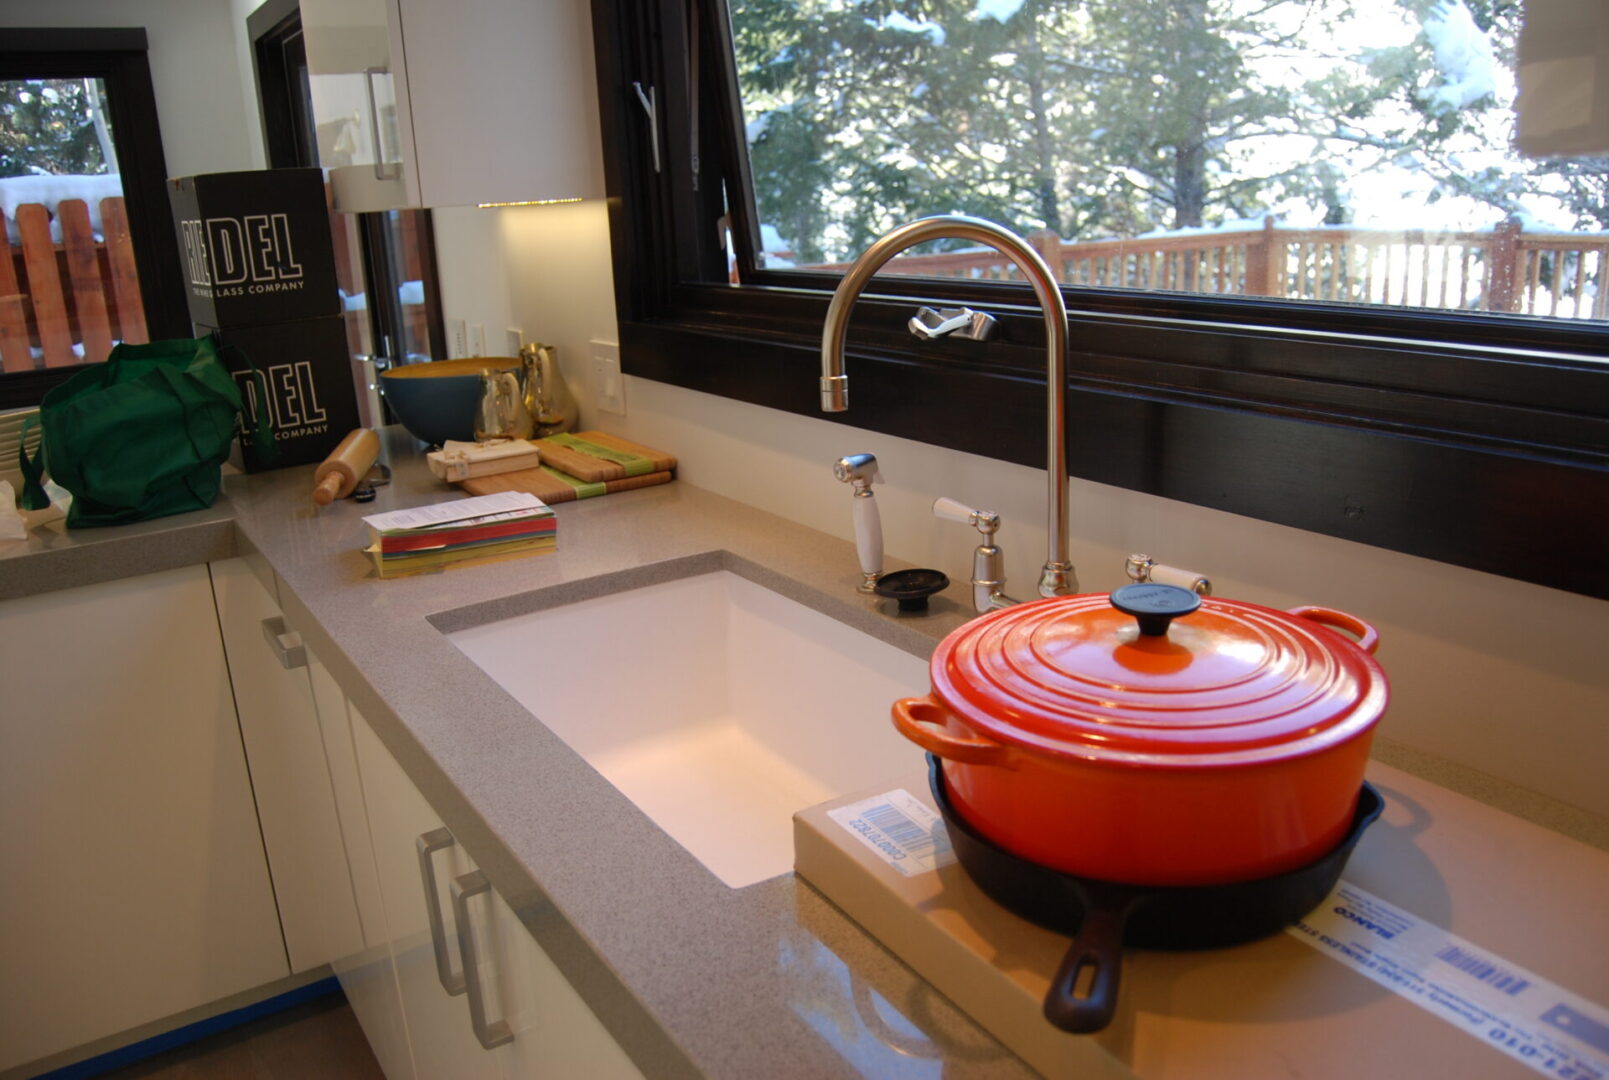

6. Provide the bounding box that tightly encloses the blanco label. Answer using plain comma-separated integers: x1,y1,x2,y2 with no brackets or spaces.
1289,882,1609,1079
828,790,954,877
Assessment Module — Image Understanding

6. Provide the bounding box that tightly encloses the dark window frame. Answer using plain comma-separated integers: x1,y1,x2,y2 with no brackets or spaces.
0,28,191,408
591,0,1608,600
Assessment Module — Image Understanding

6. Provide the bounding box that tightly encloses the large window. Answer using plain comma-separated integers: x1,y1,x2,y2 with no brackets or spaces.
732,0,1609,325
593,0,1609,600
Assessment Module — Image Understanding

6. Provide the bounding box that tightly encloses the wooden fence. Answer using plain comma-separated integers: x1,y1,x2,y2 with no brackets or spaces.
0,196,147,373
814,218,1609,320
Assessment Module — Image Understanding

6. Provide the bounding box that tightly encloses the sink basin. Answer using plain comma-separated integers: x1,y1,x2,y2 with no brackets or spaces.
447,570,931,887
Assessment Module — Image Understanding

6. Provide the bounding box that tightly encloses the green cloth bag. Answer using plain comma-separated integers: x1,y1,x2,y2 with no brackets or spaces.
17,336,275,527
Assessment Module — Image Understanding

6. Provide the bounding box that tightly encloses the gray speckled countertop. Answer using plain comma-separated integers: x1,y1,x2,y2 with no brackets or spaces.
0,429,1039,1080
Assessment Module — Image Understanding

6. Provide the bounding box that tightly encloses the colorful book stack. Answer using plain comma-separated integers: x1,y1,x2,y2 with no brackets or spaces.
362,491,555,578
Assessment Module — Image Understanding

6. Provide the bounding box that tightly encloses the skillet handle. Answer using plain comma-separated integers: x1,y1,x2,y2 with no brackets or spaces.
1288,606,1380,654
891,697,1011,766
1043,889,1132,1034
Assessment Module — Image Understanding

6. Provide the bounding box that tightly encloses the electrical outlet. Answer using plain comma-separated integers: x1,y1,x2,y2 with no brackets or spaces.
591,340,625,415
447,318,468,359
470,323,486,357
506,328,523,355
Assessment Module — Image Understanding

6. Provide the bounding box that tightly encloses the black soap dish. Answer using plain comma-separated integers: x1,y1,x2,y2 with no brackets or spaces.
874,568,950,612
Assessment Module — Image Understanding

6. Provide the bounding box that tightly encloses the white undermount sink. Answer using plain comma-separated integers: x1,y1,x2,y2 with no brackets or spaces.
447,570,931,887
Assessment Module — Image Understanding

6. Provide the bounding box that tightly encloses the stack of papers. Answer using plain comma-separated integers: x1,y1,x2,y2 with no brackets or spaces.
362,491,555,577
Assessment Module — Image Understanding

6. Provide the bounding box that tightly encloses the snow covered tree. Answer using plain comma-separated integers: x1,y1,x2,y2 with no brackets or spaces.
0,79,113,179
730,0,1572,265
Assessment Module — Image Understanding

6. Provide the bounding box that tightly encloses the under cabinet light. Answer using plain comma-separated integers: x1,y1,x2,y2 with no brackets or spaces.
476,197,585,208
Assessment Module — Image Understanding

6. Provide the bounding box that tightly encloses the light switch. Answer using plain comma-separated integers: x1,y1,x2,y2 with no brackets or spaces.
591,340,625,415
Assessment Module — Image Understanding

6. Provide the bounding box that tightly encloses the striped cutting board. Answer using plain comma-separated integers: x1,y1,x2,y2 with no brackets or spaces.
459,432,676,504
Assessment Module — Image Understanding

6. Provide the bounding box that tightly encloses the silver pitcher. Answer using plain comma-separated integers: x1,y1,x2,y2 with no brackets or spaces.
520,342,578,438
473,368,534,441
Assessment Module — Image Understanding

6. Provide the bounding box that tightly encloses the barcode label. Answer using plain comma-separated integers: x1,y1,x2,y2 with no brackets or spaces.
860,802,941,859
828,790,954,877
1437,944,1533,996
1290,882,1609,1080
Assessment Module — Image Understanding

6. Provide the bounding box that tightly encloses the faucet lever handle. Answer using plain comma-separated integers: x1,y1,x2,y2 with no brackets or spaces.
910,306,997,341
933,496,979,525
934,497,999,536
1125,553,1213,596
935,497,1011,613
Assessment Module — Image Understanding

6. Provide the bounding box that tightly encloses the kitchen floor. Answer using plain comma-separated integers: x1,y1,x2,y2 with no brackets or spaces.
97,994,383,1079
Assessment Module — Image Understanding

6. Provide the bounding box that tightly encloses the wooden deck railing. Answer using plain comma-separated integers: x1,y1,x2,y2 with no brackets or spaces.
809,218,1609,320
0,196,147,373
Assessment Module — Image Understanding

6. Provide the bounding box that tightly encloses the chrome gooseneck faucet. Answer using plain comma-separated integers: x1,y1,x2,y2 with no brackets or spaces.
819,215,1078,599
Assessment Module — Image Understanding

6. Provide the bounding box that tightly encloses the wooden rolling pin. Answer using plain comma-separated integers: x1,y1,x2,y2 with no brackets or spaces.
313,428,381,505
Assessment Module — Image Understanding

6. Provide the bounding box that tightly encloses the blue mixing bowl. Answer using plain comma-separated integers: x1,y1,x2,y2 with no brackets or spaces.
380,357,522,446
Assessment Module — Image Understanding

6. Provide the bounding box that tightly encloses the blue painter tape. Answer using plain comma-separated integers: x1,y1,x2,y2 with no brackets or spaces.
1541,1003,1609,1056
35,976,341,1080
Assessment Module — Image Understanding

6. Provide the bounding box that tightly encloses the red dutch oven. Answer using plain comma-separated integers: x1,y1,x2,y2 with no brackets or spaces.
892,583,1388,886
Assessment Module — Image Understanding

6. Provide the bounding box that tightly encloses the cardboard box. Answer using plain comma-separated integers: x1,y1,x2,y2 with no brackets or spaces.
168,168,340,328
794,763,1609,1079
206,316,360,472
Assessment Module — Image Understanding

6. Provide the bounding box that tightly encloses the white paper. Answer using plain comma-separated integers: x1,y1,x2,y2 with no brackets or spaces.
363,491,546,533
1290,881,1609,1079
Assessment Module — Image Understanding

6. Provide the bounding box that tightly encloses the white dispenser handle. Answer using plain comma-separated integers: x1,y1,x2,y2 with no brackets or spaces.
853,491,883,580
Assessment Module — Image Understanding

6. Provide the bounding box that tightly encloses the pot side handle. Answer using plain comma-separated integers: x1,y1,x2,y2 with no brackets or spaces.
1288,606,1380,655
891,697,1011,766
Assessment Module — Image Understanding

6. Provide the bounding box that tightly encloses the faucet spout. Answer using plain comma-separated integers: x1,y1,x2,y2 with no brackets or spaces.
818,215,1077,598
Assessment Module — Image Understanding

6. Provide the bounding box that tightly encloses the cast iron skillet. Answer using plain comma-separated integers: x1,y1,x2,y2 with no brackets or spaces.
927,754,1384,1034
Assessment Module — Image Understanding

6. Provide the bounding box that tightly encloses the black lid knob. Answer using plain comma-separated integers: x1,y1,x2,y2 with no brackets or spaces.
1110,583,1201,637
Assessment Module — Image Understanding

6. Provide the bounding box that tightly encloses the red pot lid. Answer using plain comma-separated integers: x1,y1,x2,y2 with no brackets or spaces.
929,585,1389,768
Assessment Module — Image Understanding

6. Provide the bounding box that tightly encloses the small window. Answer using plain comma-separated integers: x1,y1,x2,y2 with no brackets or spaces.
0,31,189,404
1,77,149,369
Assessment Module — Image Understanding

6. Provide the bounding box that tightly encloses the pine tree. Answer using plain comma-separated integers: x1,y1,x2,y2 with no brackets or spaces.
0,79,110,178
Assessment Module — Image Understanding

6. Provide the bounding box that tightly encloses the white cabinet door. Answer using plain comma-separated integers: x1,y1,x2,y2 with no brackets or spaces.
303,657,416,1080
0,566,288,1072
211,558,365,973
350,711,501,1080
301,0,413,211
391,0,604,210
483,887,646,1080
348,711,642,1080
301,0,602,211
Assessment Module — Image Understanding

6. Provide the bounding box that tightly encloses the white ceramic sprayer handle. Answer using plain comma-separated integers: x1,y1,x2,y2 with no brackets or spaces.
853,492,883,579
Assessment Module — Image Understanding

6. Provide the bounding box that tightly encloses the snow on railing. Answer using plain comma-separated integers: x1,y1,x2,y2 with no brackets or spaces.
805,219,1609,320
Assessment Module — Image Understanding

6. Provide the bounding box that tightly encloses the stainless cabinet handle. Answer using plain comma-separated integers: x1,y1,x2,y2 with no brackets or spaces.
452,870,514,1050
260,616,307,670
417,828,466,995
363,67,401,181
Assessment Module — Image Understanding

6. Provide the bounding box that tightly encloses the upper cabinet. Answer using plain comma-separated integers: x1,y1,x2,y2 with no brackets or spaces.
302,0,605,212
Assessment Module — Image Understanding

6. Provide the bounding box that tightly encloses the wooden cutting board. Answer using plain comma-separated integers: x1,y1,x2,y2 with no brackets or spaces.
460,465,673,504
532,431,677,483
